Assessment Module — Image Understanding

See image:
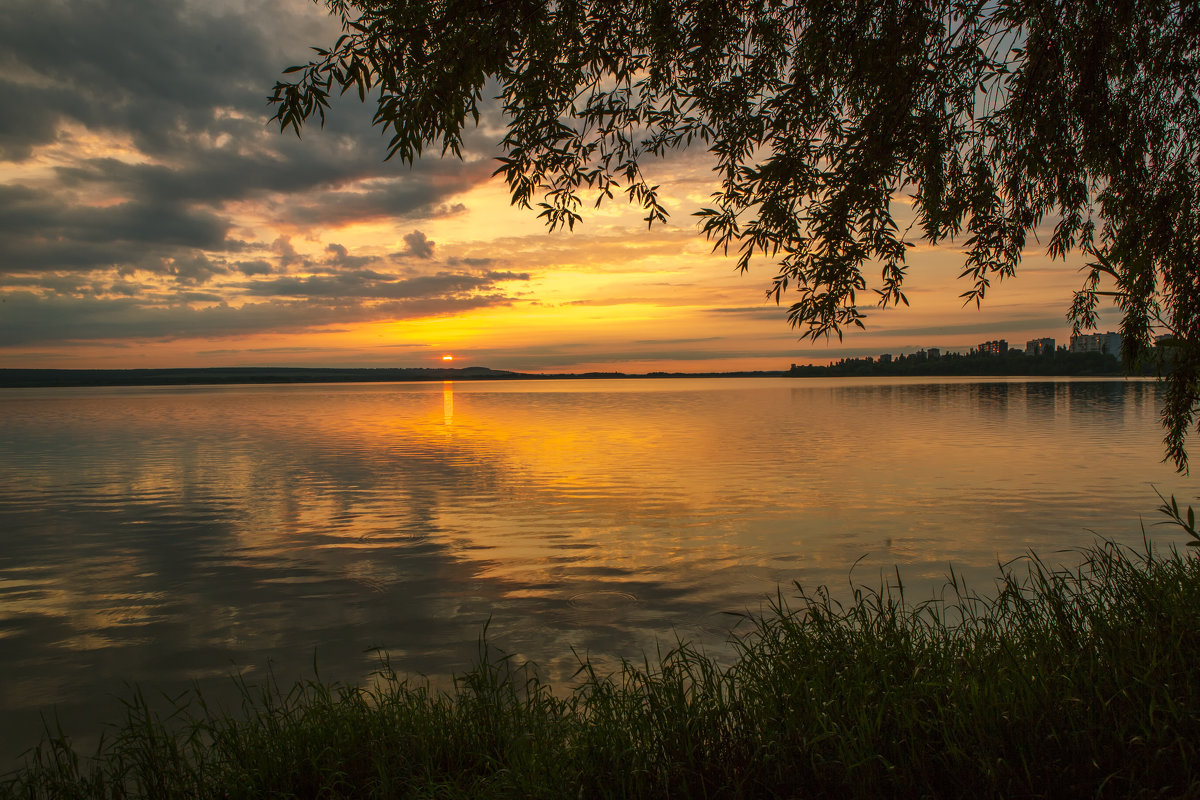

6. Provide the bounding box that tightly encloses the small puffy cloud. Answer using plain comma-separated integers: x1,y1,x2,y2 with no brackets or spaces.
324,242,375,270
272,237,303,271
399,230,435,260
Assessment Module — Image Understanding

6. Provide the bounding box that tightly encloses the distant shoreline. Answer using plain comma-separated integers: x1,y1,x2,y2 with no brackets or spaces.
0,366,795,388
0,356,1132,388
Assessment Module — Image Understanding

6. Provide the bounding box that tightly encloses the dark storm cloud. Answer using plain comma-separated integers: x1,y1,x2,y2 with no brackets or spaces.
52,152,372,209
0,82,65,162
0,0,495,281
1,139,485,277
0,0,343,160
283,182,477,228
0,177,229,274
53,148,484,223
0,0,530,355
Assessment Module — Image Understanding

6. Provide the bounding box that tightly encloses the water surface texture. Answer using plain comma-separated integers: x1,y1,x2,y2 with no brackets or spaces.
0,377,1193,761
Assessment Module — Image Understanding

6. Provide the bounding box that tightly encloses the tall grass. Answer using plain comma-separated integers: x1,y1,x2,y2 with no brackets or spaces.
6,523,1200,798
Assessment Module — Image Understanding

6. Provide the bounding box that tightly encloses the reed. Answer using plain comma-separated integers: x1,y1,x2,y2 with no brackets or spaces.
6,511,1200,798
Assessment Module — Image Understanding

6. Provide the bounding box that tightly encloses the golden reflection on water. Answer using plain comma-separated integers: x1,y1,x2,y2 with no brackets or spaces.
0,378,1194,763
2,380,1187,585
107,381,1184,599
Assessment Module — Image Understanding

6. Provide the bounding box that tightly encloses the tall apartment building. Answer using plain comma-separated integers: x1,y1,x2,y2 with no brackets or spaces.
1025,337,1055,356
976,339,1008,356
1069,331,1123,358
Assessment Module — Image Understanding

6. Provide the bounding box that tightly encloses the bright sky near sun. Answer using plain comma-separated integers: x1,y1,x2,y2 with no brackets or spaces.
0,0,1119,373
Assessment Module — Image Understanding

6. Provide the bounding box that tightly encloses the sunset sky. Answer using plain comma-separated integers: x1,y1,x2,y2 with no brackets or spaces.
0,0,1120,373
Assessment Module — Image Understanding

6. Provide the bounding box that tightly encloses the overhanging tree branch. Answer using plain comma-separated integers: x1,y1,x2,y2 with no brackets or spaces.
271,0,1200,471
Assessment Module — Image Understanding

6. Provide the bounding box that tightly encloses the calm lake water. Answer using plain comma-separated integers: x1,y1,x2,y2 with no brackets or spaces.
0,376,1196,762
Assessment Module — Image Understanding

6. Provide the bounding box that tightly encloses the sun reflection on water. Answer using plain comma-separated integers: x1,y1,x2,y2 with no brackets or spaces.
0,377,1191,764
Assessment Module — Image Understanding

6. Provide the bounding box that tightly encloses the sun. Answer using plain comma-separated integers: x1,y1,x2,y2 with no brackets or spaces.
441,354,454,362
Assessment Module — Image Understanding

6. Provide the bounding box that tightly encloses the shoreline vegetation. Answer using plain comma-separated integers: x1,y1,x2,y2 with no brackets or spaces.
788,349,1128,378
5,503,1200,798
0,351,1127,389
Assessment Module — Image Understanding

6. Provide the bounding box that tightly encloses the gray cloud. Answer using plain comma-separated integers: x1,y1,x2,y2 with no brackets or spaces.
0,178,230,275
401,231,435,260
0,0,342,160
447,256,494,268
283,183,477,229
241,268,528,300
0,290,518,347
324,243,375,271
108,281,143,296
235,260,273,277
706,305,791,318
168,253,227,285
271,238,302,271
0,222,530,346
0,0,496,300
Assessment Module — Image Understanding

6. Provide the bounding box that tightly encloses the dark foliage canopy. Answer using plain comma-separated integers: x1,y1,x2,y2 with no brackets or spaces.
271,0,1200,469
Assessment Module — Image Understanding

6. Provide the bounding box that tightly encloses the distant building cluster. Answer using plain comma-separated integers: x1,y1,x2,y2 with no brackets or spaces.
1070,331,1123,357
818,348,941,370
974,339,1008,356
1026,337,1055,356
807,331,1131,368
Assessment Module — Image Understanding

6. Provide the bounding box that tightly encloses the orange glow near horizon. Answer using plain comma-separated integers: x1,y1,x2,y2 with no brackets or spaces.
0,115,1111,374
